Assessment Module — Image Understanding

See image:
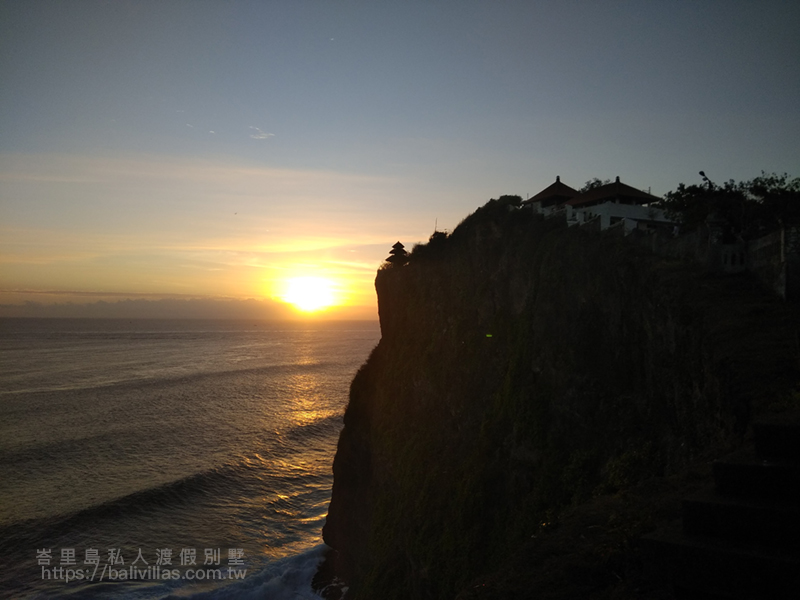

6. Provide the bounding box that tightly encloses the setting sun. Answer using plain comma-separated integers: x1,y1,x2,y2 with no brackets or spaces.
282,277,337,312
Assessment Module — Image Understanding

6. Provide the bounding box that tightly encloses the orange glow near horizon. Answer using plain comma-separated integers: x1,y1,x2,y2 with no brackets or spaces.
280,277,338,312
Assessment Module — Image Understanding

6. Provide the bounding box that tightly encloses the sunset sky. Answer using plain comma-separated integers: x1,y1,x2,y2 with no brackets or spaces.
2,1,799,319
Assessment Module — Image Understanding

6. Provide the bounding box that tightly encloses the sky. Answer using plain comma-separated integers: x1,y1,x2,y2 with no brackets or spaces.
1,0,799,320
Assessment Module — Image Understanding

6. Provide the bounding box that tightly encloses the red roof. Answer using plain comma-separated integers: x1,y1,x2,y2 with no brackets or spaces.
564,177,659,207
523,176,579,205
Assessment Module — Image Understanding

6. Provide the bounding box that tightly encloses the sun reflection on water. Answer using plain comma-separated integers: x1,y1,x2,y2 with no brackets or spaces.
286,373,335,427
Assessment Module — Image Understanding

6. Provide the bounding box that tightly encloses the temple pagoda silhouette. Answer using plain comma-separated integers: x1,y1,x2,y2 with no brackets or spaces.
385,241,408,266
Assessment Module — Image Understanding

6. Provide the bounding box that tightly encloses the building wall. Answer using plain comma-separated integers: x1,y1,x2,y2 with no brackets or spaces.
568,201,671,231
627,224,800,301
748,230,784,297
541,194,798,301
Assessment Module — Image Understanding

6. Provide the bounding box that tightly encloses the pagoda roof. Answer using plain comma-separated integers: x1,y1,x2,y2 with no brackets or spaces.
564,177,659,207
523,176,579,204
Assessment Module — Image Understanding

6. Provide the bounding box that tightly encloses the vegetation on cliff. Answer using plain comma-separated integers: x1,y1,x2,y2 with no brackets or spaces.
320,199,799,599
654,172,800,237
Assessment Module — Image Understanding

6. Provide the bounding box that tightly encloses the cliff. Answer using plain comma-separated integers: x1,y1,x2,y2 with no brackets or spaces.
318,198,800,599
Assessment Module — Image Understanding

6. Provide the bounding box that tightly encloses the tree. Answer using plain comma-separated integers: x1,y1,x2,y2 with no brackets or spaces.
579,178,611,193
747,172,800,227
655,172,800,238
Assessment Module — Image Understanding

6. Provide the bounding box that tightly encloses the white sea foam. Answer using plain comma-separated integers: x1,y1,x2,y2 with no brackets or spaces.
180,546,326,600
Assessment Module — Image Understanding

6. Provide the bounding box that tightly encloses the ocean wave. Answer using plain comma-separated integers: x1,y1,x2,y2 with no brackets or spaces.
0,427,341,553
0,461,257,540
0,361,331,398
8,545,329,600
171,545,327,600
276,414,344,445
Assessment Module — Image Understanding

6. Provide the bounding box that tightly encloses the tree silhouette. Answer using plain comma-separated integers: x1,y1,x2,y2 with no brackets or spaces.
579,178,611,193
656,172,800,237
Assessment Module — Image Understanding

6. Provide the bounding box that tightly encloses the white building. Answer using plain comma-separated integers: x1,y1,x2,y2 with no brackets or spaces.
522,176,579,216
570,201,672,233
562,176,671,233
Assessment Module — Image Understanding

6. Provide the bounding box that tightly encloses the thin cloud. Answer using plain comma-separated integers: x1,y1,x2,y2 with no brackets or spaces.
0,297,298,320
0,152,410,255
249,126,275,140
0,288,213,299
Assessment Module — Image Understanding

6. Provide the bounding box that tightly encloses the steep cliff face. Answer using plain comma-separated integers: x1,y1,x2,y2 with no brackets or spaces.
321,201,799,599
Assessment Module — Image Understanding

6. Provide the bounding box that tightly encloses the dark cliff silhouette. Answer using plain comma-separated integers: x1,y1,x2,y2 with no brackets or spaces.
316,196,800,599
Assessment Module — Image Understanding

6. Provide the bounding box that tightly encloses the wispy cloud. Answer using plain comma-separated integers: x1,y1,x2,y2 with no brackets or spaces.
249,126,274,140
0,296,303,320
0,152,429,309
0,288,214,299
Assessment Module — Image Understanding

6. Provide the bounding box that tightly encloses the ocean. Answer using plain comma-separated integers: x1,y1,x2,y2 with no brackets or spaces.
0,318,380,600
